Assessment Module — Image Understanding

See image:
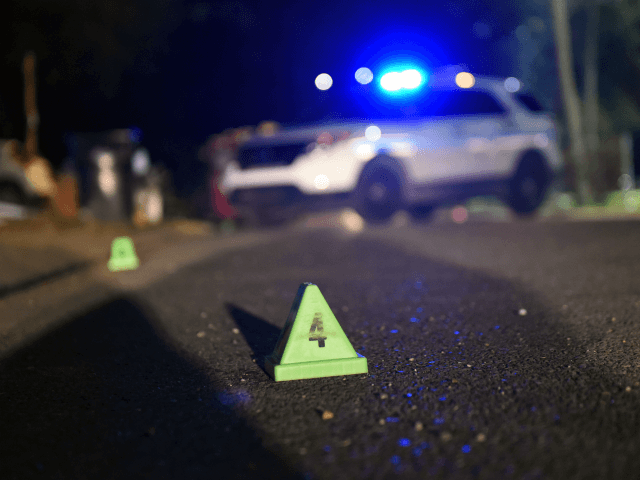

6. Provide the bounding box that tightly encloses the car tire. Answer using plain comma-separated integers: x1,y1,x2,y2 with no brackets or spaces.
355,165,402,224
408,203,436,223
0,183,25,205
508,152,550,216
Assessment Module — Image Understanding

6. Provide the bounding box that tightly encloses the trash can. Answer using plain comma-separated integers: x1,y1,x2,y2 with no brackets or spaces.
132,148,164,227
65,129,140,222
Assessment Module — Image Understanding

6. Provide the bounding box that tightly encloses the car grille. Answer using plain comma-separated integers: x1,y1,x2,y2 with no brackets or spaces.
237,143,308,169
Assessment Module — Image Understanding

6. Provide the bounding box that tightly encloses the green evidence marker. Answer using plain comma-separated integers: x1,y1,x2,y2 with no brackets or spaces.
265,282,368,381
107,236,139,272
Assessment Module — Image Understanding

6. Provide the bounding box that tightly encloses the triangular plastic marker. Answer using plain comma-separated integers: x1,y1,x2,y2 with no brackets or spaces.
107,236,139,272
265,282,368,381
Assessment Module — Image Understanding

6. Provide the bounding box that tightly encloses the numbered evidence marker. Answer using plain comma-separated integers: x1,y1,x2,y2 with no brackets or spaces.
107,236,139,272
265,282,367,381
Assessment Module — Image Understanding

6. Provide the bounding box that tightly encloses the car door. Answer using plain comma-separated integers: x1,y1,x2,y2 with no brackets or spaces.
451,90,509,180
407,90,474,184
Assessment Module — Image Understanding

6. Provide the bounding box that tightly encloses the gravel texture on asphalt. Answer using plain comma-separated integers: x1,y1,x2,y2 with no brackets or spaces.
2,221,640,479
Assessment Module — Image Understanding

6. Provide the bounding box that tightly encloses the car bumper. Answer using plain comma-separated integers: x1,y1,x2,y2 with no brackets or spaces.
229,186,352,216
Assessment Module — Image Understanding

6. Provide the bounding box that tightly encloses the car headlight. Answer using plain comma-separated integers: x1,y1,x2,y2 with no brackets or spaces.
353,141,375,159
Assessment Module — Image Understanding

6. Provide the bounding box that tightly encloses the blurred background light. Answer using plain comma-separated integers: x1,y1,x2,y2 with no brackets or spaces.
98,170,117,197
355,142,375,157
146,191,163,224
452,206,468,223
95,151,117,197
380,69,424,91
132,148,150,176
355,67,374,85
401,69,422,89
504,77,521,93
339,208,365,234
315,73,333,91
314,174,330,190
455,72,475,88
365,125,381,141
380,71,402,91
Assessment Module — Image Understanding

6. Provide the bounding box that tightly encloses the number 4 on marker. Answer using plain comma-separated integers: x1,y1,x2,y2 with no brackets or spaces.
309,313,327,348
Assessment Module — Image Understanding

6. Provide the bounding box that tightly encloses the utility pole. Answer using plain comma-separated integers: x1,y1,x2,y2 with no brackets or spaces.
551,0,593,204
583,2,600,195
22,52,39,161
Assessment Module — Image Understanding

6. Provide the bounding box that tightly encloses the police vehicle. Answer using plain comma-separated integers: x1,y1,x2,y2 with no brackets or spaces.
220,70,562,225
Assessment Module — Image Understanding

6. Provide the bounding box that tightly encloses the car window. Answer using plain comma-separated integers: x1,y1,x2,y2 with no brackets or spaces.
513,92,545,112
238,143,308,169
427,90,506,117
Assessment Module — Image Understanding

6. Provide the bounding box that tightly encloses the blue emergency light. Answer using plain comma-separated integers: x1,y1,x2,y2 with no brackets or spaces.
379,67,428,94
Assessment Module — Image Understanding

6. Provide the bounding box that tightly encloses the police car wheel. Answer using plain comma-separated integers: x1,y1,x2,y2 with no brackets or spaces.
508,153,550,216
356,167,401,223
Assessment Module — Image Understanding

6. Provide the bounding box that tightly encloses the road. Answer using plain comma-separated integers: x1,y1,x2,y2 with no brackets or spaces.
2,217,640,479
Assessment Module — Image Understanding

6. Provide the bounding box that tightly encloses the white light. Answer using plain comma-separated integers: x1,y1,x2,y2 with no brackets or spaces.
132,148,150,175
315,73,333,91
455,72,475,88
355,142,375,157
365,125,381,141
314,174,330,190
146,190,163,223
401,69,422,89
355,67,373,85
504,77,521,93
98,170,118,197
380,72,402,91
95,151,117,197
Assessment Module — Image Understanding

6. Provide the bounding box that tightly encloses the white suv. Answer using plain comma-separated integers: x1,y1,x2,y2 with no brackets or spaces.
220,74,563,225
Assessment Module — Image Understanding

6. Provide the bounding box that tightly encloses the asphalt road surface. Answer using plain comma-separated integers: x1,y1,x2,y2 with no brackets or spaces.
2,219,640,479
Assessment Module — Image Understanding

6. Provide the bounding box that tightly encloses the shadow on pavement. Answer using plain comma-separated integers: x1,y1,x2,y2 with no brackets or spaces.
0,262,92,299
226,303,281,370
0,296,303,480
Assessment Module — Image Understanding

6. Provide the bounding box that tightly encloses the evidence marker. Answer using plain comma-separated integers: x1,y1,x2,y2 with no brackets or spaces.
265,282,368,381
107,236,139,272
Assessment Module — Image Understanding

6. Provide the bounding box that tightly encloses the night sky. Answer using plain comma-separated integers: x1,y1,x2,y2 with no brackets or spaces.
1,0,547,196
